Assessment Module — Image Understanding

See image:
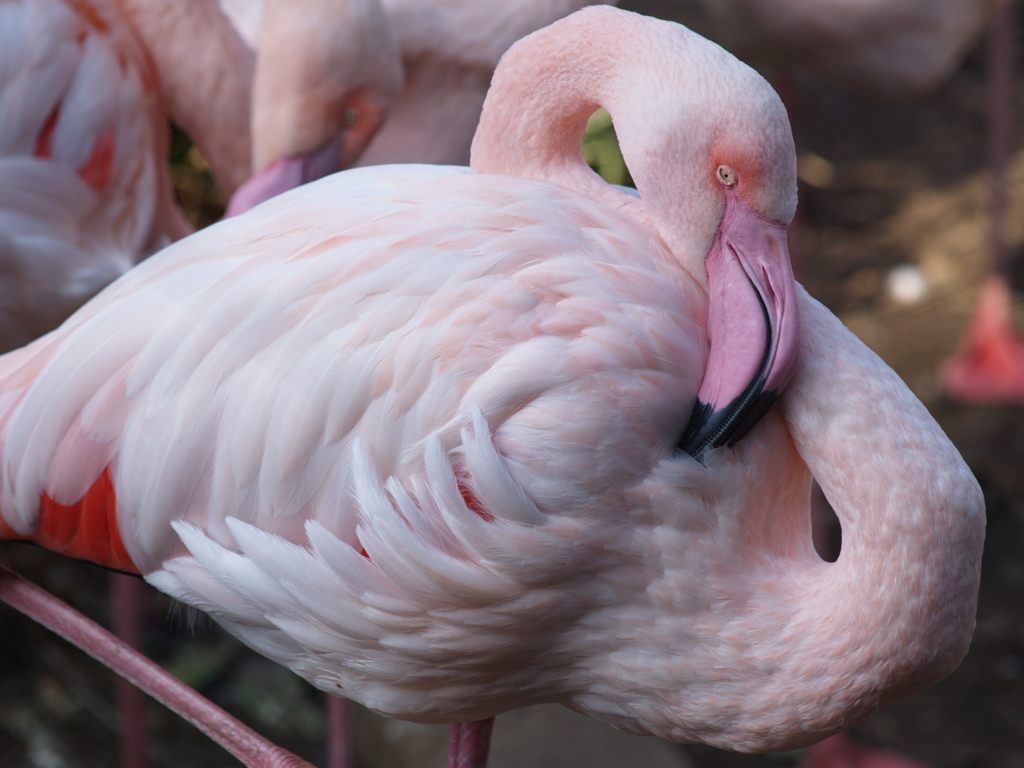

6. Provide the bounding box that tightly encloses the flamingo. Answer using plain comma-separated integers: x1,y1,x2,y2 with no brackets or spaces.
940,1,1024,404
0,0,189,353
109,0,404,214
0,7,984,768
0,0,402,350
216,0,613,172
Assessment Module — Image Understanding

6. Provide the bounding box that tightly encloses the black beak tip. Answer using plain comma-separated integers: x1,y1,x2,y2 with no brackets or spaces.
677,390,780,464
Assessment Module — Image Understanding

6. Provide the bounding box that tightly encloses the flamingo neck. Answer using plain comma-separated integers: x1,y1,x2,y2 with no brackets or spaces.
470,7,792,282
772,289,984,738
470,10,669,248
113,0,254,196
567,290,983,751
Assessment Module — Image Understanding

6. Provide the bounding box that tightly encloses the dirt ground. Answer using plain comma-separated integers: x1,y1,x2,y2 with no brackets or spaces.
2,2,1024,767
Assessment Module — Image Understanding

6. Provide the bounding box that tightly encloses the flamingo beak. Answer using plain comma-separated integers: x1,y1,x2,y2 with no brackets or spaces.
224,135,346,217
678,187,800,462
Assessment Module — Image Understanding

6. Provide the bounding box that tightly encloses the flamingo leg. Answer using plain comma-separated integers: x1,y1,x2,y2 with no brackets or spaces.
326,694,351,768
111,573,150,768
0,565,314,768
448,718,495,768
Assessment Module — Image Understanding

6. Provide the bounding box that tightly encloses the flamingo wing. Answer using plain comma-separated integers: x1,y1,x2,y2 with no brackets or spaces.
0,164,703,574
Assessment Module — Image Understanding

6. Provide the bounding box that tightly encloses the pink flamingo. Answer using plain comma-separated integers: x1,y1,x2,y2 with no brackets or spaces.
0,7,984,768
110,0,404,213
940,2,1024,404
0,0,401,350
0,0,189,353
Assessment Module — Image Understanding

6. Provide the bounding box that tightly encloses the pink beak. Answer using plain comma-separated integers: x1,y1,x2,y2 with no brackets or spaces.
224,135,344,217
678,187,800,461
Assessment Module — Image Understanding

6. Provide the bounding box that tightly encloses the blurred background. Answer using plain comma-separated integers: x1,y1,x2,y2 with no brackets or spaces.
2,0,1024,767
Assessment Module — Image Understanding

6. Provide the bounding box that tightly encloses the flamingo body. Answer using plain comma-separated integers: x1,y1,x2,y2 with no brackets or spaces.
0,7,984,755
0,0,186,352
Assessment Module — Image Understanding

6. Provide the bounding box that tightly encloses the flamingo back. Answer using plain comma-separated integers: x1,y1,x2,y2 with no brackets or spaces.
0,164,705,574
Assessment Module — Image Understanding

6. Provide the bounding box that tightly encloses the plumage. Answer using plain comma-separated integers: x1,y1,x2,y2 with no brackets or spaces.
0,0,187,351
0,5,983,758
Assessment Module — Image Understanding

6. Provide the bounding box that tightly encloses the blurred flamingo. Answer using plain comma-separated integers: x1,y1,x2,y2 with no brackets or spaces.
940,3,1024,404
0,0,188,353
0,7,984,768
0,0,402,351
112,0,404,213
218,0,614,170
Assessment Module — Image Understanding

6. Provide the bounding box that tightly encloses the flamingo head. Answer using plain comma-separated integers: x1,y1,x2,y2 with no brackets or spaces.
638,38,800,462
676,160,800,461
226,0,403,216
472,7,801,462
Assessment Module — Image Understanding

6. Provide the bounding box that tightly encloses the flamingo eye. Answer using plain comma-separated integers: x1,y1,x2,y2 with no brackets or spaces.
342,108,360,128
717,165,737,186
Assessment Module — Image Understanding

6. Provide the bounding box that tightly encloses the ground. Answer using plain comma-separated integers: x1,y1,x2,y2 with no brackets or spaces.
2,2,1023,767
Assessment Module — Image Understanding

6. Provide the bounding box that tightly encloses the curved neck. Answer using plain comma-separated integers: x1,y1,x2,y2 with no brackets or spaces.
573,290,983,750
468,7,769,276
113,0,254,196
470,11,652,228
774,289,984,737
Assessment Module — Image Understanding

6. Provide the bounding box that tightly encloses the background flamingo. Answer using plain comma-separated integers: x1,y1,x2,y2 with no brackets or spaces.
215,0,615,171
4,2,402,765
1,0,403,350
0,0,188,353
0,7,984,768
109,0,404,214
940,2,1024,403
